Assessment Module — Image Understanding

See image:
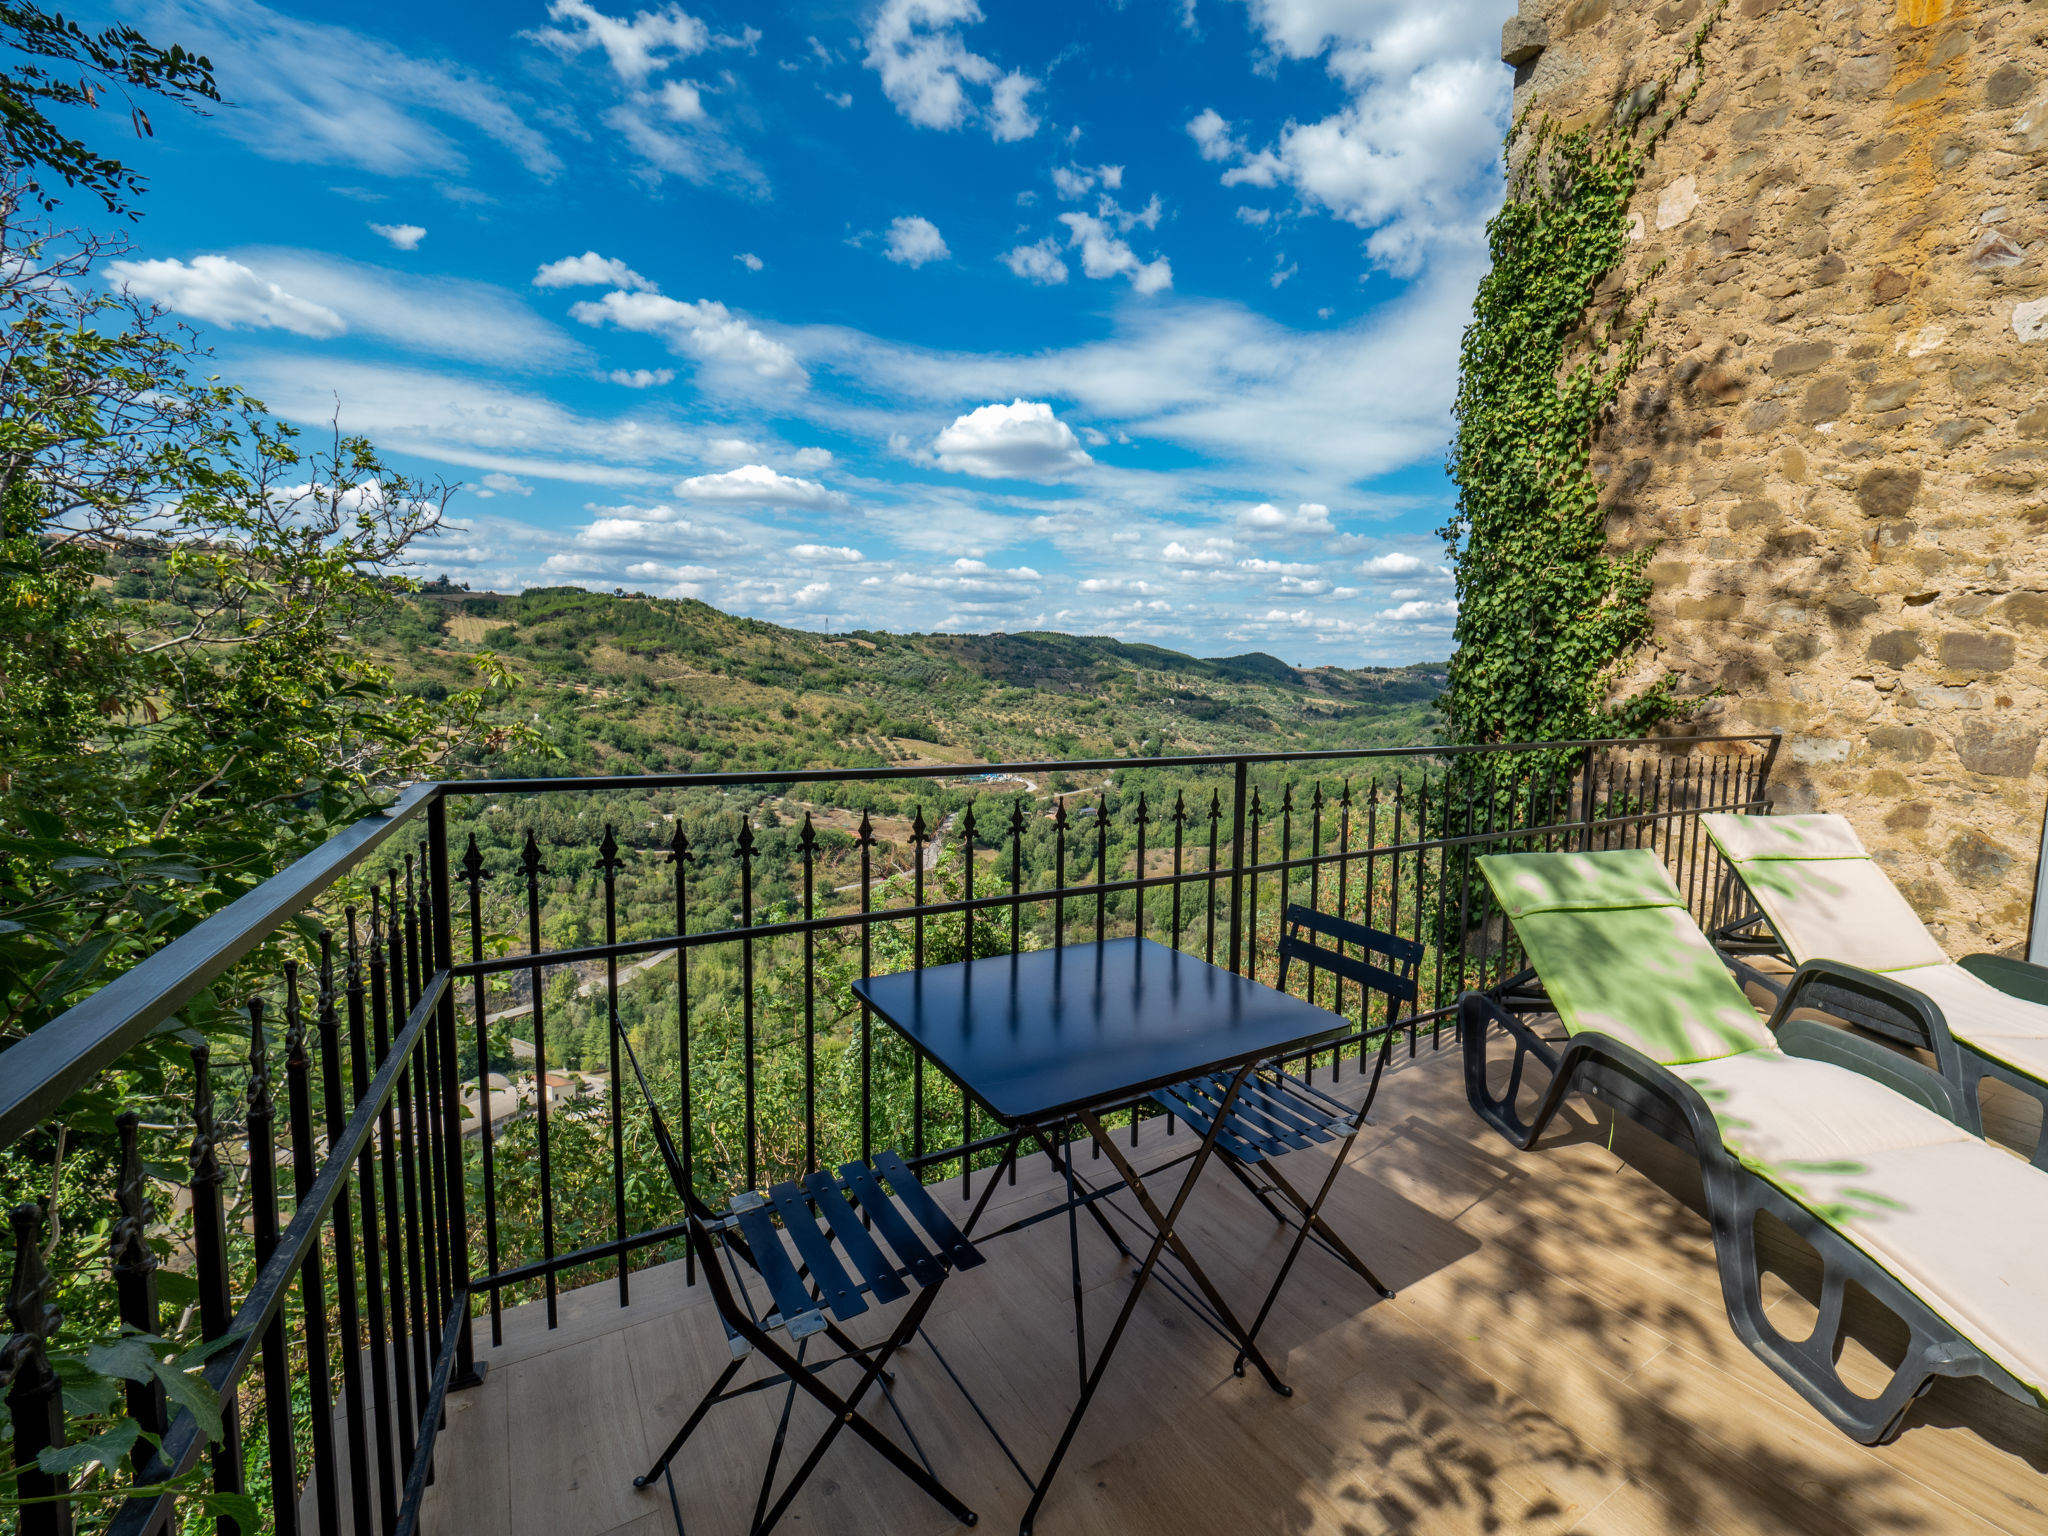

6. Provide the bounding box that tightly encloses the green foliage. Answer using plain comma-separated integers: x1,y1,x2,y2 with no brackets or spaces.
0,3,217,214
1441,11,1724,746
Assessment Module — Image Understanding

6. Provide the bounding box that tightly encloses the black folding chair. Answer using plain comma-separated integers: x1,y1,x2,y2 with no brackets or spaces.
614,1023,1002,1536
1150,904,1418,1365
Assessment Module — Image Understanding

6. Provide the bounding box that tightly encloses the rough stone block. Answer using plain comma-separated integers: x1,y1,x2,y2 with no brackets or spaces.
1987,64,2035,110
1868,724,1938,760
1867,630,1924,667
1945,828,2020,886
1677,594,1743,621
1993,592,2048,629
1501,14,1548,66
1938,631,2016,672
2020,405,2048,439
1656,175,1700,230
1800,377,1851,423
1773,340,1834,376
1866,379,1920,412
1856,467,1922,517
1822,592,1881,627
1884,801,1933,831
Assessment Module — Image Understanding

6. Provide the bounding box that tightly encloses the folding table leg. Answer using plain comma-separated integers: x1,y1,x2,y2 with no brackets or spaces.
1230,1131,1391,1378
1079,1109,1292,1398
1016,1061,1259,1536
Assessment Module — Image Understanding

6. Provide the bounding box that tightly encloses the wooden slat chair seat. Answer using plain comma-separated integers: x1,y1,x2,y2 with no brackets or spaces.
1150,904,1419,1363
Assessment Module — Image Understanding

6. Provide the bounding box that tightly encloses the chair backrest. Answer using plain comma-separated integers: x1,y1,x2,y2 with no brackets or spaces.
1476,849,1775,1066
1276,904,1422,1025
1700,812,1950,974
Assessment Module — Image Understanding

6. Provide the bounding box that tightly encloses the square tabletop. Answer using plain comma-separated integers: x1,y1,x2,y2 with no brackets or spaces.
852,937,1350,1127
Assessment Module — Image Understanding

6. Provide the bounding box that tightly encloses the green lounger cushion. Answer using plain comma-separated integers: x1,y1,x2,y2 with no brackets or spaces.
1479,850,1774,1065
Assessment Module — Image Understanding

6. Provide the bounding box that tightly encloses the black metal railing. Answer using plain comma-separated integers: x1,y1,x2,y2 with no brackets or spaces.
0,731,1778,1534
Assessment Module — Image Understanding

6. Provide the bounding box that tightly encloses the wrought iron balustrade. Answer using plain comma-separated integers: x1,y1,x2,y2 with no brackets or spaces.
0,730,1778,1535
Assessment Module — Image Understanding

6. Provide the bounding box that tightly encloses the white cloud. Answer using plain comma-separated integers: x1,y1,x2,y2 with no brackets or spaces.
1098,164,1124,191
104,254,345,338
735,251,764,271
1057,213,1172,294
1361,551,1425,576
474,472,534,498
1240,557,1319,575
1383,598,1457,621
1161,538,1234,566
527,0,708,84
1187,108,1239,162
863,0,1040,141
213,248,581,366
1051,165,1095,199
134,0,558,179
1193,0,1514,275
608,367,675,387
535,251,656,290
792,543,865,562
790,447,834,469
369,222,426,250
885,215,950,267
1240,501,1335,535
932,400,1093,480
1236,206,1271,226
571,290,805,383
674,463,847,509
1000,237,1068,285
232,356,704,486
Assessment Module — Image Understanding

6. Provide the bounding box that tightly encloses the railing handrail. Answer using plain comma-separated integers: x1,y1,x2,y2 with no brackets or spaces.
0,732,1777,1152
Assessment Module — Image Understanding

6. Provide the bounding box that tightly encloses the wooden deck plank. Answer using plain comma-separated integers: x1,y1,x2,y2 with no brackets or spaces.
413,1046,2047,1536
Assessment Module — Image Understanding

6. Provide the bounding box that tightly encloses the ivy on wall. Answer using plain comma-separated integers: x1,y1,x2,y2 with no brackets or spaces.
1440,8,1725,745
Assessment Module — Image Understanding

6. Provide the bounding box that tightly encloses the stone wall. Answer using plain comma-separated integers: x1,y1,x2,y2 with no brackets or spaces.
1503,0,2047,953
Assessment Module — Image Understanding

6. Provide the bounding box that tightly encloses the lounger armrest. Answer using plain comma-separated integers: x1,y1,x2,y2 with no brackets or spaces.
1958,953,2048,1008
1775,1017,1965,1124
1767,959,1978,1131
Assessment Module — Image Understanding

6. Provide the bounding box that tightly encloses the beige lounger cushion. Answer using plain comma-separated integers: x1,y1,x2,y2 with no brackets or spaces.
1685,1049,2048,1394
1701,811,1949,973
1888,962,2048,1073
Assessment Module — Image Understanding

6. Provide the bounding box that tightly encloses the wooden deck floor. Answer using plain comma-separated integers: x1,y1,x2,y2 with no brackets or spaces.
413,1040,2048,1536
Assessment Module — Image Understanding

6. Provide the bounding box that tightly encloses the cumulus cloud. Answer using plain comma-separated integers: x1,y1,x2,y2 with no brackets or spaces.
863,0,1040,141
1187,0,1513,275
885,215,950,267
1000,237,1068,285
674,463,846,508
1161,537,1235,566
104,254,345,338
792,543,865,561
790,447,834,469
369,221,426,249
1056,213,1171,294
1361,551,1426,576
1051,165,1095,199
608,367,675,387
932,400,1093,480
535,251,656,290
1383,598,1457,621
571,290,804,383
1240,501,1336,535
1187,108,1239,162
735,251,764,270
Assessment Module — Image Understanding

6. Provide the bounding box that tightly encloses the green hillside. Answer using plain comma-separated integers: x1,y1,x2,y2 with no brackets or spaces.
373,583,1445,777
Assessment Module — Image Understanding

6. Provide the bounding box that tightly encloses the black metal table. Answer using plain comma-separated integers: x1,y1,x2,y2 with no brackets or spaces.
854,936,1351,1534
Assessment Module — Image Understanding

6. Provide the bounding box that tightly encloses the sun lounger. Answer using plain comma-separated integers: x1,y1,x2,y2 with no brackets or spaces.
1459,847,2047,1443
1703,811,2048,1162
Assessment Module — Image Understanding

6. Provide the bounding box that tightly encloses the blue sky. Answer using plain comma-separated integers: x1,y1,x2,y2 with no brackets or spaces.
91,0,1517,664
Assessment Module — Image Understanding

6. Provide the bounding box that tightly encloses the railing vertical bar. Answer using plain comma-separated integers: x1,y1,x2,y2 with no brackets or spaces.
460,837,501,1344
1094,792,1109,946
371,897,419,1485
247,1002,296,1536
1205,790,1220,965
285,963,342,1536
347,910,401,1534
319,932,375,1536
599,825,629,1306
189,1041,246,1531
960,804,976,1190
858,811,875,1169
911,807,927,1164
518,831,557,1326
802,813,819,1177
1228,760,1248,976
670,820,695,1281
